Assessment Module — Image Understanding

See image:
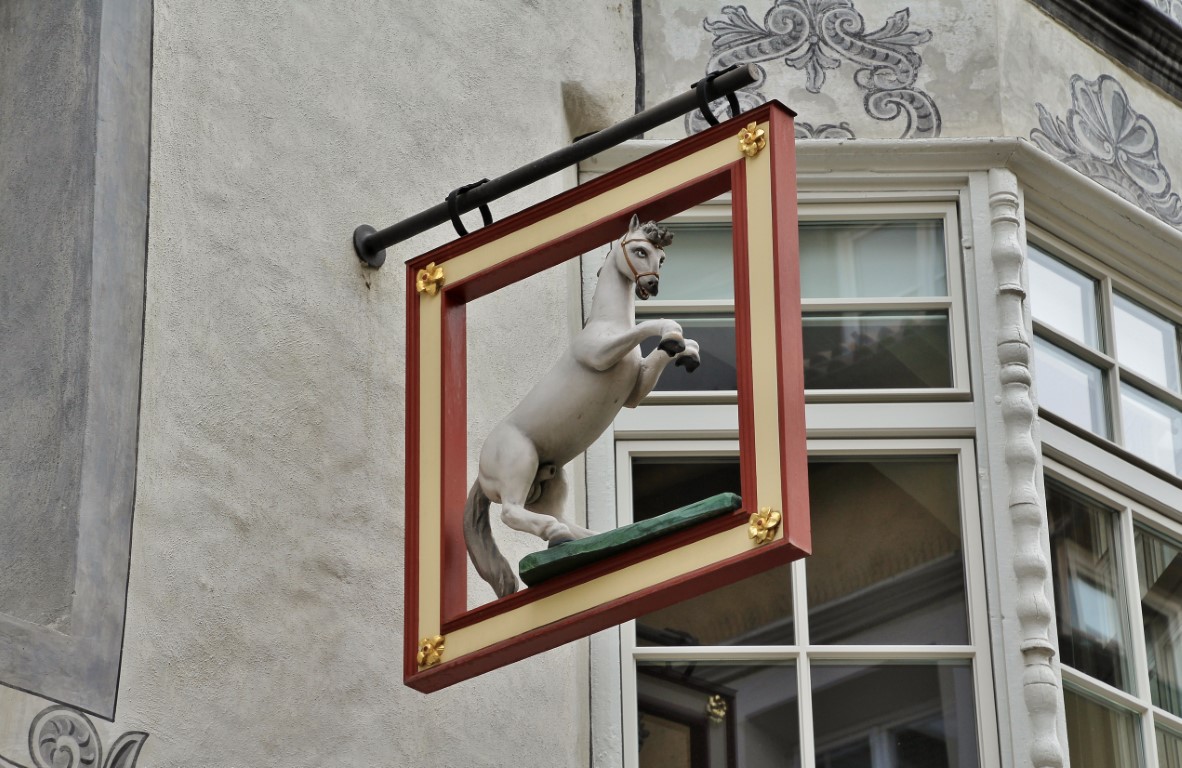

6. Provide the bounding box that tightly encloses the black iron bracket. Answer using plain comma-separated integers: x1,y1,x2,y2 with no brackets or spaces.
351,64,759,269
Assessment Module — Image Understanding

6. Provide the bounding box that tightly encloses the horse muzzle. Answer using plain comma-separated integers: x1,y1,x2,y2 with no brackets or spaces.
636,275,659,300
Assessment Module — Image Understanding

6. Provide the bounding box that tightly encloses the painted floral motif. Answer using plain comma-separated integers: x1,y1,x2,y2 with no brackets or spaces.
795,120,856,139
687,0,941,138
1030,74,1182,228
0,706,147,768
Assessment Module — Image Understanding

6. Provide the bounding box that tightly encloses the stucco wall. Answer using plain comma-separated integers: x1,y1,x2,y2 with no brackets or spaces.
1,1,631,766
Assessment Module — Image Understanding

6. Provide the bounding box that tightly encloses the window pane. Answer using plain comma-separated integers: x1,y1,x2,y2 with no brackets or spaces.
658,224,734,301
812,662,978,768
1114,294,1181,392
1034,337,1110,439
1121,386,1182,475
803,311,952,389
1158,726,1182,768
1027,245,1101,348
638,662,798,768
1063,686,1142,768
632,457,794,645
637,564,794,647
632,456,741,523
1135,526,1182,717
638,315,737,392
800,220,947,298
1046,480,1132,690
807,458,968,645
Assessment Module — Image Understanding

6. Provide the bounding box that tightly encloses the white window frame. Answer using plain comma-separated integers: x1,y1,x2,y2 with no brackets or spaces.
1044,457,1182,766
1028,224,1182,480
629,197,971,407
614,437,999,768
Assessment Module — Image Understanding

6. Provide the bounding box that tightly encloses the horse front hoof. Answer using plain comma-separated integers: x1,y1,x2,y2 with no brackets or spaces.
676,356,700,373
548,535,574,549
659,338,686,357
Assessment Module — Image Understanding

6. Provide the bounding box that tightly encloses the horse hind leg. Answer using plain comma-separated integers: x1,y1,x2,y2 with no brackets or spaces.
489,456,577,545
526,468,597,547
525,463,557,505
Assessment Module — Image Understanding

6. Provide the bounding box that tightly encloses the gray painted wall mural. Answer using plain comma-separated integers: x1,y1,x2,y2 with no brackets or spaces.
0,706,147,768
1030,73,1182,229
687,0,941,138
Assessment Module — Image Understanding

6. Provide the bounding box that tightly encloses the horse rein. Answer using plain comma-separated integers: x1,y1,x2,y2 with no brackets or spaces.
619,235,662,299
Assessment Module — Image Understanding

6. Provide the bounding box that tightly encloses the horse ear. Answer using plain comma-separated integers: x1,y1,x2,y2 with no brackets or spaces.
628,213,640,232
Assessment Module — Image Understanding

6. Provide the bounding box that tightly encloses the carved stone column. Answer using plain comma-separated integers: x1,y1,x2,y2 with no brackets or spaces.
988,168,1066,768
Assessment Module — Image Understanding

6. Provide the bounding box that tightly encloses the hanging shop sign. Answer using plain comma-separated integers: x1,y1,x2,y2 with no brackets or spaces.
403,100,808,692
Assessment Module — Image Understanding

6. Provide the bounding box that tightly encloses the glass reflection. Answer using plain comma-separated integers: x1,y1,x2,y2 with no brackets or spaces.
807,458,968,645
812,662,978,768
635,458,968,647
802,311,952,389
1046,480,1132,691
1135,526,1182,717
659,224,735,301
637,662,798,768
633,457,794,646
1028,245,1102,348
1121,386,1182,475
639,316,737,392
1159,727,1182,768
1064,686,1142,768
1114,293,1181,393
1034,337,1110,439
800,220,947,299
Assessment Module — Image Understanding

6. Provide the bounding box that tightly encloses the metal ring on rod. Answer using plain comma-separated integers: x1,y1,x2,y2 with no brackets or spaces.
446,179,494,237
692,66,742,126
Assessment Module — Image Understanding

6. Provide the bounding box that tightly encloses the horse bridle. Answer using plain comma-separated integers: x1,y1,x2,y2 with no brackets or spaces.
619,235,662,299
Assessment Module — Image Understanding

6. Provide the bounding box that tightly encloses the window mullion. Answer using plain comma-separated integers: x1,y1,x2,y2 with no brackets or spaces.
793,556,815,768
1033,322,1116,369
800,297,953,311
1062,664,1150,714
1119,504,1160,768
1120,506,1154,704
1100,275,1127,448
1120,368,1182,413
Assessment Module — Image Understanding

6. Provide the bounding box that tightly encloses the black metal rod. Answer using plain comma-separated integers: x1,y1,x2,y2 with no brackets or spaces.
352,63,759,268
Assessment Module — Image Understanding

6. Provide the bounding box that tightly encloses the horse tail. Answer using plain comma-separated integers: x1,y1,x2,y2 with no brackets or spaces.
464,481,518,599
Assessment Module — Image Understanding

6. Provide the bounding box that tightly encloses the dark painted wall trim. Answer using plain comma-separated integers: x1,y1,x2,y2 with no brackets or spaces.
1028,0,1182,102
0,0,150,720
632,0,644,116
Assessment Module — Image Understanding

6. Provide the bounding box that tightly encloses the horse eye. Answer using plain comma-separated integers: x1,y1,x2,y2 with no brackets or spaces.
660,256,666,266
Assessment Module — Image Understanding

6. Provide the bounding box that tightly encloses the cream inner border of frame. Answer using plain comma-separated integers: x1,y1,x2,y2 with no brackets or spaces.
415,122,785,656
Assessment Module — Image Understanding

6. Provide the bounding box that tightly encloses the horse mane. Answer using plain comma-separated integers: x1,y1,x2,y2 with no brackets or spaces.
637,220,673,249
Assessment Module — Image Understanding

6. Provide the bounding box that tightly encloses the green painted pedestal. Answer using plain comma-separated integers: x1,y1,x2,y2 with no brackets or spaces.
518,492,742,587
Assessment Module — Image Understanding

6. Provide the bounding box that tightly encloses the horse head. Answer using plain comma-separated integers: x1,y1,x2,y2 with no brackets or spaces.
614,214,673,300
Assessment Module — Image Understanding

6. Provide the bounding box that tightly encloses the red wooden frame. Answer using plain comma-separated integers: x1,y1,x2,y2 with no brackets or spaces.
404,101,808,692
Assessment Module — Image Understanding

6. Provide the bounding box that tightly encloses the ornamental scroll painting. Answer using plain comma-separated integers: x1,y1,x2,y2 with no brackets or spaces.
687,0,942,139
465,215,724,600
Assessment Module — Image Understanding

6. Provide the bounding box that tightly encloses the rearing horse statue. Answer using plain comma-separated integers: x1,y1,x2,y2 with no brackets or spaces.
466,215,700,598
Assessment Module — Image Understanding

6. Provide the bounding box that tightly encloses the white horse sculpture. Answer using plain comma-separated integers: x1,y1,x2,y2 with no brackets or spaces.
466,215,700,598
